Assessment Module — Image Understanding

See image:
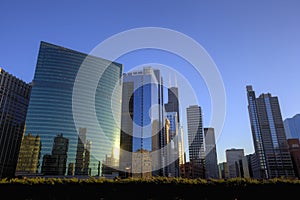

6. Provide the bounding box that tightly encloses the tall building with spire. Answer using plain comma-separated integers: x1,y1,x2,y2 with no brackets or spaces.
246,85,295,178
165,87,180,123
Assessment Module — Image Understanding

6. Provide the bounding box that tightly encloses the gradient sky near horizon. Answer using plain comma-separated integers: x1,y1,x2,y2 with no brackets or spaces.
1,0,300,163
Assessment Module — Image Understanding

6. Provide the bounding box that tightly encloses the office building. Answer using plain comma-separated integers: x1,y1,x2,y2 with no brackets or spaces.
23,41,123,176
235,156,250,178
119,67,164,177
165,87,180,123
226,148,244,178
0,68,31,178
165,112,179,177
15,133,41,175
178,126,185,166
287,138,300,178
186,105,205,178
218,162,229,179
246,85,295,178
284,114,300,140
204,128,219,179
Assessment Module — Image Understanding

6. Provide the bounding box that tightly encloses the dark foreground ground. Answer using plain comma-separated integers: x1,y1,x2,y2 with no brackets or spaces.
0,177,299,200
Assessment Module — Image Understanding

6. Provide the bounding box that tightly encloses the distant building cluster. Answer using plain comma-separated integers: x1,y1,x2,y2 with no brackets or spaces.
0,41,299,180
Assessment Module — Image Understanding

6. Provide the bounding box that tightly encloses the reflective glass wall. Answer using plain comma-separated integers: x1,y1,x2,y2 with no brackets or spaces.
23,41,122,176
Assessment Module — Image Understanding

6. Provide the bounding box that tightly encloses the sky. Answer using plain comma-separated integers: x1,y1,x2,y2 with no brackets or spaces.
1,0,300,163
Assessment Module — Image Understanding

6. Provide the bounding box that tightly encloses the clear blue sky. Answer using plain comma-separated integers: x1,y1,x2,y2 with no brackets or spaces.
1,0,300,163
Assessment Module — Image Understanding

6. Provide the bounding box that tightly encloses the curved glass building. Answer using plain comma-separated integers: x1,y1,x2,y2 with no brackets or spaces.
23,41,122,176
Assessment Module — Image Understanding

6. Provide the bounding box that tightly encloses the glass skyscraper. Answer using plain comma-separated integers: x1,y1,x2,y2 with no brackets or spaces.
0,68,31,178
204,127,219,179
23,41,123,176
120,66,164,177
246,85,295,178
165,87,180,123
186,105,205,178
284,114,300,140
165,112,179,177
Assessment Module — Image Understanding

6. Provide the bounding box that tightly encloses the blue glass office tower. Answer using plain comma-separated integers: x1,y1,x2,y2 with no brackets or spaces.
120,67,164,177
246,85,294,178
23,41,123,176
284,114,300,140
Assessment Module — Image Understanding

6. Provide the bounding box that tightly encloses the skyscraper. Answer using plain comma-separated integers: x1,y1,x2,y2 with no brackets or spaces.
204,127,219,179
287,139,300,178
246,85,295,178
23,41,123,176
186,105,205,178
164,85,184,177
225,148,244,178
218,162,229,179
284,114,300,140
16,134,41,175
120,66,164,177
165,87,180,123
165,112,179,177
0,68,31,178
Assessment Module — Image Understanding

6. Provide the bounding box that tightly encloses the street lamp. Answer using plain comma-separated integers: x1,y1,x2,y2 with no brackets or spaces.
125,167,131,178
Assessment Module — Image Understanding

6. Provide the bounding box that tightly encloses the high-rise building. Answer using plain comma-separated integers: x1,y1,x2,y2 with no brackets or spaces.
284,114,300,140
165,87,180,123
204,128,219,179
178,126,185,166
246,85,295,178
235,156,250,178
0,68,31,178
218,162,229,179
120,67,164,177
165,112,179,177
23,41,123,176
132,149,152,178
287,139,300,178
186,105,205,178
226,148,244,178
245,153,257,178
15,133,41,175
164,85,184,177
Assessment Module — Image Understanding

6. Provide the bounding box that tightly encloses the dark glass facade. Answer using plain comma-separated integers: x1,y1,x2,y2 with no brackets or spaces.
204,128,219,179
23,41,123,176
246,85,295,178
0,68,31,178
186,105,205,178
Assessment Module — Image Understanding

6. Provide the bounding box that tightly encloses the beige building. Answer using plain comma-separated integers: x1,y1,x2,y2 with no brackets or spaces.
132,149,152,178
16,133,41,175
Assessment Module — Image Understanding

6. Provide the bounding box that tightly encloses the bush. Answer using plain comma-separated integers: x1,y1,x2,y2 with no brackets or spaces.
0,177,299,199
